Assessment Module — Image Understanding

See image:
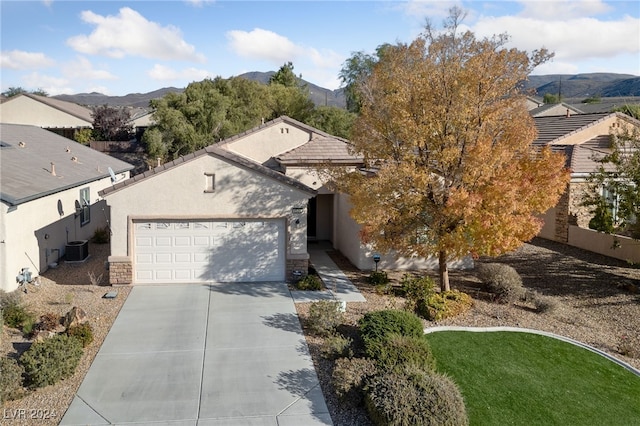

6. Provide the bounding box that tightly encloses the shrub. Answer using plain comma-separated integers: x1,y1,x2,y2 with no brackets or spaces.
295,274,324,291
0,289,22,310
401,274,435,311
0,357,25,403
531,291,560,314
37,312,61,331
368,271,389,285
365,365,469,426
2,304,36,334
416,290,473,321
92,226,110,244
332,357,378,403
370,333,436,372
476,263,525,303
359,310,424,358
308,300,343,337
321,333,353,359
20,334,83,389
67,322,94,347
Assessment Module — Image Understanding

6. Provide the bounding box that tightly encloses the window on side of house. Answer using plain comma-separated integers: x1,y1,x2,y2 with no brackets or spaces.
80,187,90,226
204,173,215,193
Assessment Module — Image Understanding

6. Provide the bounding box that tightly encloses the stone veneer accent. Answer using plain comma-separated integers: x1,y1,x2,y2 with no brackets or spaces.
554,182,598,243
554,188,570,243
287,257,309,282
568,182,595,228
108,256,132,285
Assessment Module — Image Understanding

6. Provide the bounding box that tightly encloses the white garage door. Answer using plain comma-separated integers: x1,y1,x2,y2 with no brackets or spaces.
134,219,285,283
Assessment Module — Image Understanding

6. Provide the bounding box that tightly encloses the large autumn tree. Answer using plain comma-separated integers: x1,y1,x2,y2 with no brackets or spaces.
333,8,570,290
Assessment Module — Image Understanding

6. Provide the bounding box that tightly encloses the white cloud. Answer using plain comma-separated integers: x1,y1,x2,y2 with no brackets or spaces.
22,72,73,96
147,64,212,81
67,7,206,62
471,15,640,62
517,0,611,20
0,50,54,70
227,28,304,64
62,56,117,80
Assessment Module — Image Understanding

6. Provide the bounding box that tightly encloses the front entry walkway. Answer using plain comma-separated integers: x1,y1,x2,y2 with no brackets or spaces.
61,283,332,425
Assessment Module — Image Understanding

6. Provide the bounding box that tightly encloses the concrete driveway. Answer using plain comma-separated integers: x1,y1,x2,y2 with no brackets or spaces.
61,282,332,425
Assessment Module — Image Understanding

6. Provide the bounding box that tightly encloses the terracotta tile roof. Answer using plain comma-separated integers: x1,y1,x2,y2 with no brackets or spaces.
277,133,363,165
0,124,133,206
99,144,316,197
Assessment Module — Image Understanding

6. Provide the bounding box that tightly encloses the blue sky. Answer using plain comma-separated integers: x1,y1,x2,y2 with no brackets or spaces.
1,0,639,96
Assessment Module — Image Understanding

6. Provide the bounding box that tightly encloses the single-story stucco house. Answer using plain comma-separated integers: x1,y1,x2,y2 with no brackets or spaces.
101,116,472,286
535,111,640,262
0,124,133,292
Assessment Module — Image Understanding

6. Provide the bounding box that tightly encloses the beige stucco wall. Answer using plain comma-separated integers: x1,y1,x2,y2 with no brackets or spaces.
550,115,617,146
105,154,312,261
223,124,311,164
0,96,91,128
332,193,473,271
0,176,118,292
568,226,640,263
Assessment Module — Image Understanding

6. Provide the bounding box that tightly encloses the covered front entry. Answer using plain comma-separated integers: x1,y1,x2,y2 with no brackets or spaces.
133,219,285,283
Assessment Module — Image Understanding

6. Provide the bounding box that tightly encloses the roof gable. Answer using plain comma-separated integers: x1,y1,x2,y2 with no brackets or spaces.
99,144,315,198
1,124,133,206
15,94,93,123
277,133,363,165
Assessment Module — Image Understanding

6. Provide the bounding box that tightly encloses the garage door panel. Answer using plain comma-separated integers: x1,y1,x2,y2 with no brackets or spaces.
155,237,172,247
134,219,285,284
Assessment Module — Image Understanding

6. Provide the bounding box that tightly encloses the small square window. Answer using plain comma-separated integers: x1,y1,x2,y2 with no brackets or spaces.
204,173,215,193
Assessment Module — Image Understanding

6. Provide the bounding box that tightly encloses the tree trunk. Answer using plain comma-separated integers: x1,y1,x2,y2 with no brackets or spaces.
438,250,450,291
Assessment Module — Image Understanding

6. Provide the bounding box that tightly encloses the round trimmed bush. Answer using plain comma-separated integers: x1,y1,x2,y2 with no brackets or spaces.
0,357,25,403
307,300,343,336
476,263,525,303
20,334,83,389
295,274,324,290
416,290,473,321
371,333,436,372
365,365,469,426
67,322,94,347
359,310,424,359
332,357,378,403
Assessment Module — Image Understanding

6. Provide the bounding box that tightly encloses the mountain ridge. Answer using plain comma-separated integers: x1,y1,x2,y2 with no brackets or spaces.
53,72,639,109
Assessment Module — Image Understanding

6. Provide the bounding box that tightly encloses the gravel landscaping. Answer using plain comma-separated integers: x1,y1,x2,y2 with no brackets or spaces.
2,237,638,425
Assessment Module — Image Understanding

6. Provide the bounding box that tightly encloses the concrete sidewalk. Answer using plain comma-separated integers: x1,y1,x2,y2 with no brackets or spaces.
61,283,332,425
291,246,366,303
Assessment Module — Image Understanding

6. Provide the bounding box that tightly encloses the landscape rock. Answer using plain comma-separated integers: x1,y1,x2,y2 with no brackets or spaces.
33,330,56,342
64,306,88,329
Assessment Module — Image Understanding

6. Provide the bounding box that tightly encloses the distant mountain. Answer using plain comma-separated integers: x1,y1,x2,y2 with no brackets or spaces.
53,72,638,109
523,73,639,98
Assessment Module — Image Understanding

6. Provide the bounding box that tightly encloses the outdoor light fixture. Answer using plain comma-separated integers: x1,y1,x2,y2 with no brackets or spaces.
373,253,381,272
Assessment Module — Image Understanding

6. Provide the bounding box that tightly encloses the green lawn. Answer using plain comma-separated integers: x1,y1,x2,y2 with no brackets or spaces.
424,331,640,426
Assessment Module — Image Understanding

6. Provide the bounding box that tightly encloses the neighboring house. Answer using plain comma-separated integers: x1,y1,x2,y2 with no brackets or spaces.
0,93,93,130
535,112,640,261
101,116,472,286
529,103,584,117
0,124,133,292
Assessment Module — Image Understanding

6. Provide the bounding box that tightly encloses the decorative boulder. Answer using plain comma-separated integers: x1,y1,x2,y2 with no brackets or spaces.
64,307,88,330
33,330,56,342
